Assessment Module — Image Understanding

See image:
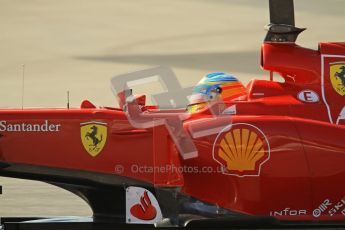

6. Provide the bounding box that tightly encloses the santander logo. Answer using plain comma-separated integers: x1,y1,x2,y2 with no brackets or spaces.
126,187,162,224
130,191,157,220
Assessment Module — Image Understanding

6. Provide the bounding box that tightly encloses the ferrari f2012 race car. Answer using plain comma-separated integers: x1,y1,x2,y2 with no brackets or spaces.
1,0,345,228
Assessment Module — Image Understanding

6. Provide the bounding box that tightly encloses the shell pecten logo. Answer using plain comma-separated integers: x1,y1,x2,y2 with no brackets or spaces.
213,123,270,177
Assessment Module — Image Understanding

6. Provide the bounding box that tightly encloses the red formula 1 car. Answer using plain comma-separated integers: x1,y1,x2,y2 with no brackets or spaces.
1,0,345,228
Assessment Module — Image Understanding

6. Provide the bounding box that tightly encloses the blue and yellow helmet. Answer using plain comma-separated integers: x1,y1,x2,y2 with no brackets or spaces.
187,72,246,113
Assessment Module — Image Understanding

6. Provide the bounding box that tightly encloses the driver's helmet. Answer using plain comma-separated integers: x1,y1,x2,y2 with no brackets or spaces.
187,72,246,113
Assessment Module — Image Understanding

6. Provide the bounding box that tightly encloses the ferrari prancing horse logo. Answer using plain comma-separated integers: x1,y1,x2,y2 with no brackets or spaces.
80,121,107,157
330,62,345,96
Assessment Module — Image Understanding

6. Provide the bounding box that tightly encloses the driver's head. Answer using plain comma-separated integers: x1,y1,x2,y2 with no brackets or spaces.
187,72,246,113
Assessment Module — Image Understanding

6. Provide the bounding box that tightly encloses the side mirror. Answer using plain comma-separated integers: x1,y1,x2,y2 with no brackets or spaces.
117,89,146,111
117,89,133,110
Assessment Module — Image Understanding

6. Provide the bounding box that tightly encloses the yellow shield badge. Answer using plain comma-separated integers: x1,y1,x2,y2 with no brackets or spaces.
80,121,107,157
330,62,345,96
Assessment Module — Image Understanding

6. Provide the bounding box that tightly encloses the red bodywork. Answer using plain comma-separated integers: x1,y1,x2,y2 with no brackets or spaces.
1,42,345,222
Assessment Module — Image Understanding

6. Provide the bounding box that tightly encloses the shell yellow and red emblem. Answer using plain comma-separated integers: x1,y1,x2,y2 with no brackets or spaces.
80,121,108,157
213,123,270,177
330,62,345,96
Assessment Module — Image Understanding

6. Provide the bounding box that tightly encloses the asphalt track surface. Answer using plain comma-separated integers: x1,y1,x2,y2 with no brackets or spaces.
0,0,345,226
